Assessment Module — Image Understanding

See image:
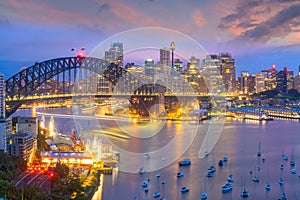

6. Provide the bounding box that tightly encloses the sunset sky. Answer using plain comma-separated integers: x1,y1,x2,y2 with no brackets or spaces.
1,0,300,77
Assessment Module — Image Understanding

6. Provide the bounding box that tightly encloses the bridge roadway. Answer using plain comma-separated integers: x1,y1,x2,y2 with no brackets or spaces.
15,171,51,193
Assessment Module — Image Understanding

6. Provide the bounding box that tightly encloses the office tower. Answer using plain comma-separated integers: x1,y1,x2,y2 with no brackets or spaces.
160,48,170,67
104,42,124,67
219,53,236,93
238,71,253,94
293,66,300,93
174,58,183,73
201,55,223,95
286,70,294,91
145,59,155,77
275,67,288,94
255,72,266,93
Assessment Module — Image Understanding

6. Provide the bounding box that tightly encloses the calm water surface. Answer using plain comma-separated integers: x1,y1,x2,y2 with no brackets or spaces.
15,108,300,200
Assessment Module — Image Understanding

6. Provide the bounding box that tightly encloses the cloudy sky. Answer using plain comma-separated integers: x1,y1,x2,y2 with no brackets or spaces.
0,0,300,77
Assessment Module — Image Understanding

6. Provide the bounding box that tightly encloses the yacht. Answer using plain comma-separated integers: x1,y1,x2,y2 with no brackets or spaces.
279,178,284,185
281,193,288,200
280,164,284,170
208,166,216,173
252,176,259,182
144,187,149,192
240,189,250,198
153,192,160,198
257,141,262,157
141,181,148,187
138,168,147,174
177,172,184,177
222,183,233,192
206,172,214,177
178,159,191,166
181,186,190,193
291,168,296,174
227,175,234,183
265,184,271,190
218,160,224,167
282,154,288,161
200,192,208,199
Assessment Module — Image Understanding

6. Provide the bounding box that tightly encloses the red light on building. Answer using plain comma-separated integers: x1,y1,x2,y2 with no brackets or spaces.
77,52,85,58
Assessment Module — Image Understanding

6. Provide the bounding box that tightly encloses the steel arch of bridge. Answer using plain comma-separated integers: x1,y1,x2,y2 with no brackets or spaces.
5,56,136,117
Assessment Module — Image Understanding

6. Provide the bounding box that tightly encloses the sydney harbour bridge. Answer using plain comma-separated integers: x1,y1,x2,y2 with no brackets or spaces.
5,56,226,117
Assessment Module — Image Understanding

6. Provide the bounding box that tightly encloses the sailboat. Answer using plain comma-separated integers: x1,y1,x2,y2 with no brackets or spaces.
240,177,250,198
290,148,295,166
257,141,262,157
265,166,271,191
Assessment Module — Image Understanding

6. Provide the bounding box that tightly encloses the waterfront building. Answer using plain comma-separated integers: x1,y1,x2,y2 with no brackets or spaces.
7,132,36,161
13,116,38,136
219,53,236,93
255,72,266,93
275,67,288,94
145,58,155,77
286,70,294,91
238,71,255,94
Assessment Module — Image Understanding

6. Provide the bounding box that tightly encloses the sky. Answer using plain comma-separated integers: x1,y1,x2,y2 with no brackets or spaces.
0,0,300,78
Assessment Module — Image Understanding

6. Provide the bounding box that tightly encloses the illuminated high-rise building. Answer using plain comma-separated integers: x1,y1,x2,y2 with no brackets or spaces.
104,42,123,67
174,58,183,73
145,59,155,77
159,48,170,68
293,66,300,93
219,53,236,93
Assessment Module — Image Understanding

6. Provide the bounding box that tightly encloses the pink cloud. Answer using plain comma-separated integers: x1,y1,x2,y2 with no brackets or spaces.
192,11,206,27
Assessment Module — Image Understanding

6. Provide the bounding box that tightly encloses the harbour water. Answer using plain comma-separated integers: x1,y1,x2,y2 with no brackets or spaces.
14,108,300,199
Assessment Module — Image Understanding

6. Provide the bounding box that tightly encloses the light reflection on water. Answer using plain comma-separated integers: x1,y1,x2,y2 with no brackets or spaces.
14,108,300,200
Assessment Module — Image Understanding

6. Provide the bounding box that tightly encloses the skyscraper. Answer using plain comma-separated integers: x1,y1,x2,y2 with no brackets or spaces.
104,42,124,67
159,48,170,67
219,53,236,93
145,59,155,77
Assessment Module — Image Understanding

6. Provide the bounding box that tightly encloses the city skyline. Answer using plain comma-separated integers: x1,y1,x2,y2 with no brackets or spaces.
1,0,300,77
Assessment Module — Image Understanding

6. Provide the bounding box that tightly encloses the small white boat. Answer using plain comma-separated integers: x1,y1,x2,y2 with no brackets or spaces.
265,184,271,190
249,169,253,174
144,153,150,159
252,176,259,182
200,192,208,199
208,166,216,173
240,189,249,198
177,172,184,177
204,151,209,157
279,178,284,185
156,173,161,178
206,172,214,177
291,168,296,174
178,159,191,166
144,187,149,192
222,156,228,162
153,192,160,197
181,186,189,193
221,183,233,192
257,141,262,157
282,154,288,161
281,193,288,200
141,181,148,187
280,164,284,170
227,175,234,183
162,180,166,184
138,168,147,174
